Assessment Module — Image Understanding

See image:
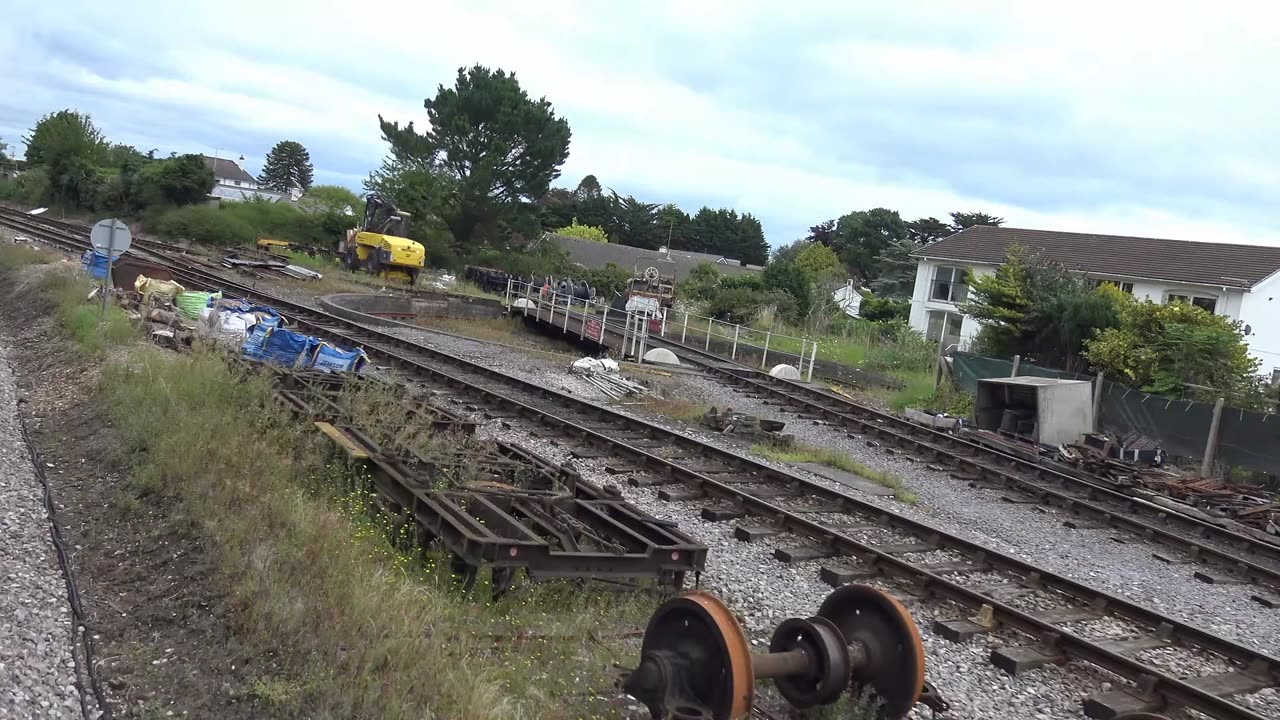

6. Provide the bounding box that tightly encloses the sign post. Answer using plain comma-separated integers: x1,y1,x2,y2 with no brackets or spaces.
89,219,133,316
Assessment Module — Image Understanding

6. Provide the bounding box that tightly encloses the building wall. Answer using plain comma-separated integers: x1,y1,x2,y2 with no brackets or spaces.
909,258,1262,359
211,183,286,203
1239,272,1280,372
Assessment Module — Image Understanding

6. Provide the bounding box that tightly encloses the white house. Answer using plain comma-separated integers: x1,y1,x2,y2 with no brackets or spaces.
201,155,299,203
833,280,864,318
908,225,1280,372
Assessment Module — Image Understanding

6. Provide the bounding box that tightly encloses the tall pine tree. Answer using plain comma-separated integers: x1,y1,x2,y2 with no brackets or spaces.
258,140,314,192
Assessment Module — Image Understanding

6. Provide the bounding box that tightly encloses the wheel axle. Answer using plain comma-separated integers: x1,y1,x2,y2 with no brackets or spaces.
621,584,930,720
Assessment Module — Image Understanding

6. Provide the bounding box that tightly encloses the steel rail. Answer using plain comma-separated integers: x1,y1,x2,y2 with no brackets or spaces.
520,291,1280,590
3,208,1277,720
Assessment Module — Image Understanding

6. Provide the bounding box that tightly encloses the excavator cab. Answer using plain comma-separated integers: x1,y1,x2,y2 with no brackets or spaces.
338,193,426,285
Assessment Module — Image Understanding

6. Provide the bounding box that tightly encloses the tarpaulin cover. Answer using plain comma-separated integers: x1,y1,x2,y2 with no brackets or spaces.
310,343,368,373
175,291,222,319
219,300,281,319
951,352,1280,474
80,250,124,280
241,315,281,359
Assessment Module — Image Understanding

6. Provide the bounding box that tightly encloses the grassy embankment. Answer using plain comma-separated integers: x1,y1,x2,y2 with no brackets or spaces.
3,249,659,720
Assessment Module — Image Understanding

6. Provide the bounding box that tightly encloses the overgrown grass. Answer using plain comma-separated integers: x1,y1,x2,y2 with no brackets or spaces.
642,396,710,421
28,270,139,355
0,242,59,271
752,442,919,504
7,272,659,718
93,344,658,719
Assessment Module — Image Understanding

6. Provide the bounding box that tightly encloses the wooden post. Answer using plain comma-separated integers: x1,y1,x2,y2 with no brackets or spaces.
1010,355,1021,377
706,317,713,351
933,314,949,390
1200,397,1225,477
807,342,818,382
1092,371,1104,433
761,331,772,370
682,311,689,344
731,325,740,359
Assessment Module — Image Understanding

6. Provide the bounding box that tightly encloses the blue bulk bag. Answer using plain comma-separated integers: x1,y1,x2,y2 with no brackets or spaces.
241,316,282,360
80,250,124,280
309,343,368,374
258,328,319,367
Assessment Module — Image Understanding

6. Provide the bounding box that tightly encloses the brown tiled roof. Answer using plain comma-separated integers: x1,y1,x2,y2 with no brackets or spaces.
913,225,1280,289
201,155,255,184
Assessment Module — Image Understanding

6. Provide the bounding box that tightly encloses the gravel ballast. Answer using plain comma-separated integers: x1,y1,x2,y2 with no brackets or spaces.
0,343,86,718
397,322,1280,658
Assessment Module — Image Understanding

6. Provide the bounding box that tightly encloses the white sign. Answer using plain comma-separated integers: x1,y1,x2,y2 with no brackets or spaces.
90,218,132,256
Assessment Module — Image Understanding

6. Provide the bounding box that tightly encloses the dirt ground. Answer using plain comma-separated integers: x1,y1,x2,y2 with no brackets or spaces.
1,273,278,719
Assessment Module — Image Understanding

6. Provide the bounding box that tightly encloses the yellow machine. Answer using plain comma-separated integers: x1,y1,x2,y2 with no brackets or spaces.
336,193,426,285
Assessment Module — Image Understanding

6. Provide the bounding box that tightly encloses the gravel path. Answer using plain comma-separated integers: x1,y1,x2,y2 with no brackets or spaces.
0,344,86,719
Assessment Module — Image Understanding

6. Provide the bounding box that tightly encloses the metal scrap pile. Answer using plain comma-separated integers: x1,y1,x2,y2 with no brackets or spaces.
700,407,794,445
570,357,648,398
1059,434,1277,534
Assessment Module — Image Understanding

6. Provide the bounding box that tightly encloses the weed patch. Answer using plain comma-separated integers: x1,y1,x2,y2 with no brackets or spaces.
752,442,918,504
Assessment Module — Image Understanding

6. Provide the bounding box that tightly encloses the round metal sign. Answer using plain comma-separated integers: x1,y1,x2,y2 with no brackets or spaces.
90,218,132,255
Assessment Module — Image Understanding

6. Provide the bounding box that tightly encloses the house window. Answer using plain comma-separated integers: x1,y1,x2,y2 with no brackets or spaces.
1091,279,1134,294
926,310,964,344
1167,293,1217,314
931,266,968,303
232,180,240,186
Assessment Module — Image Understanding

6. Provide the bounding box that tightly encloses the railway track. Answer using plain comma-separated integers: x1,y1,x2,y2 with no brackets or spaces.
4,207,1279,719
523,296,1280,598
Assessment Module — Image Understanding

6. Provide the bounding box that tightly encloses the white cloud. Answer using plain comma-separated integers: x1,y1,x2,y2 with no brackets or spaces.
1,0,1278,249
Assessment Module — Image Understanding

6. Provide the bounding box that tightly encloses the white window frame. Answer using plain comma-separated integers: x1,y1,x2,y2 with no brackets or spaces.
930,265,969,304
1165,291,1218,314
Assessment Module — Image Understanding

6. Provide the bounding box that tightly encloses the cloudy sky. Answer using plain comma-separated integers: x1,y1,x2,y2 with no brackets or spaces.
2,1,1277,248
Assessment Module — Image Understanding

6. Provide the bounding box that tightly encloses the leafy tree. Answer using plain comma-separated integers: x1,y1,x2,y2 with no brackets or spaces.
1085,298,1263,408
606,191,659,248
657,203,691,249
868,237,918,299
0,137,9,161
962,246,1121,370
806,219,836,245
830,208,909,283
258,140,314,192
736,213,768,266
794,242,842,280
907,216,951,245
949,211,1005,232
574,174,602,199
580,263,632,300
104,143,151,173
22,109,107,206
538,187,577,230
556,218,608,242
133,153,214,207
364,157,455,234
761,259,814,319
378,64,572,245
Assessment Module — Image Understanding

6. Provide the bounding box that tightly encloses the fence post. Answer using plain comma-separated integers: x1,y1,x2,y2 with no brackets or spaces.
807,342,817,382
1092,371,1104,433
731,325,740,359
682,311,689,344
563,291,571,333
1200,397,1225,477
799,338,807,371
706,317,713,351
505,277,512,308
1010,355,1021,377
661,309,667,338
600,306,609,345
761,331,771,370
523,281,531,317
933,314,949,391
638,315,648,363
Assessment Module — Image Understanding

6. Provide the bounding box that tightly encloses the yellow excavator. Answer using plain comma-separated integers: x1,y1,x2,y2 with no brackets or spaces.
337,193,426,285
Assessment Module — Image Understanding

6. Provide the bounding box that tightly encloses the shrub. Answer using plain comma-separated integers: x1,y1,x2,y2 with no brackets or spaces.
706,286,764,324
152,205,258,246
555,218,608,242
860,296,909,322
